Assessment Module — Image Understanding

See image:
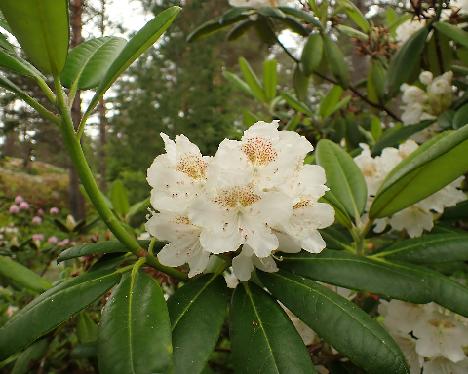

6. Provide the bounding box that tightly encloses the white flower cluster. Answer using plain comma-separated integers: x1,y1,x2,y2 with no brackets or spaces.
354,140,465,238
379,300,468,374
146,121,334,281
395,19,426,45
400,71,454,126
228,0,296,8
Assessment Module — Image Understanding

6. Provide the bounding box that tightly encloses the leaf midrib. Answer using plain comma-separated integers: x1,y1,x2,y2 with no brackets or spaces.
271,272,409,374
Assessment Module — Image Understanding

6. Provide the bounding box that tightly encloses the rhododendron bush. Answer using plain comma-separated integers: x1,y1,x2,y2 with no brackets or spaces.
0,1,467,373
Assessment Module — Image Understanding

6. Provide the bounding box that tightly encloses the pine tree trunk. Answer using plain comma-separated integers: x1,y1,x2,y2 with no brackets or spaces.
69,0,86,220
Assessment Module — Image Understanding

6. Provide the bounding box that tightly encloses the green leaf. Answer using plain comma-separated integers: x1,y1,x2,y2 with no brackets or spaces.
293,64,309,101
0,0,69,74
263,59,277,101
370,125,468,218
239,56,267,102
11,338,48,374
77,312,98,344
434,22,468,49
316,139,368,219
387,26,428,96
57,240,151,262
278,7,322,28
322,34,350,87
110,180,130,218
84,7,180,120
223,70,253,97
0,32,15,53
319,85,343,117
301,33,323,76
230,282,315,374
337,25,368,40
227,19,256,41
259,271,409,374
453,103,468,129
187,8,251,42
375,233,468,264
280,250,468,316
0,269,121,360
61,36,127,90
371,120,433,156
0,256,51,292
337,0,370,32
0,50,45,80
367,58,386,103
99,270,172,374
168,275,229,374
276,17,309,37
280,250,431,303
281,93,312,116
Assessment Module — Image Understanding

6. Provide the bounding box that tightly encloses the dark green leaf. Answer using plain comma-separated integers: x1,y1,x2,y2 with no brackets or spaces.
61,36,127,90
77,312,98,344
319,85,343,117
323,34,350,87
374,233,468,264
110,180,130,218
370,125,468,218
168,275,229,374
293,64,309,101
57,240,151,262
387,27,428,96
434,22,468,49
84,7,180,120
371,120,433,156
263,58,277,101
0,0,69,74
231,282,315,374
0,50,45,79
11,339,48,374
259,271,409,374
280,250,431,303
278,7,322,27
223,71,253,96
301,33,323,76
281,92,312,116
0,269,121,360
99,270,172,374
0,256,51,292
227,19,256,41
239,56,267,102
453,103,468,129
316,139,368,219
337,0,370,32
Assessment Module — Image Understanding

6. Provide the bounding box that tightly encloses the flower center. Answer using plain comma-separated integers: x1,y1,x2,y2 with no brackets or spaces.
176,153,207,180
428,319,456,329
175,216,190,225
241,136,278,167
214,185,261,208
293,199,310,209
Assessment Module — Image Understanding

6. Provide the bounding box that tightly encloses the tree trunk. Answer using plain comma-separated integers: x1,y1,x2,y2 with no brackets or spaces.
69,0,86,220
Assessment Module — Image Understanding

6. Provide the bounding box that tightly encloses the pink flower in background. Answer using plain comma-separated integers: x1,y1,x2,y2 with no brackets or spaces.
47,236,59,244
37,208,45,216
9,205,20,214
14,196,23,204
50,207,60,215
31,216,42,225
58,239,70,247
32,234,44,243
19,201,29,210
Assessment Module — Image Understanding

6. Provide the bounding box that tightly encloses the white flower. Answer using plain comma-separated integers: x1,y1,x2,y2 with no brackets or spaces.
229,0,296,8
146,123,333,281
419,71,433,86
451,0,468,15
427,71,453,96
146,212,211,277
379,300,468,372
355,140,465,237
231,244,278,281
395,19,425,45
147,133,209,214
401,84,427,104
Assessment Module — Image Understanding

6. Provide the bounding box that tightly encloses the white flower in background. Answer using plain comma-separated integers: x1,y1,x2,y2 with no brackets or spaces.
147,133,209,214
400,71,454,126
451,0,468,14
146,212,210,278
146,122,333,280
355,140,465,237
379,300,468,373
228,0,296,8
395,19,425,45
